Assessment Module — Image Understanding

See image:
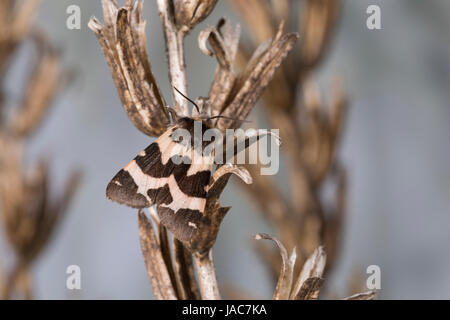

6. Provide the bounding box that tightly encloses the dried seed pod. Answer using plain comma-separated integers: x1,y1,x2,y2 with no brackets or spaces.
175,0,218,33
89,1,169,137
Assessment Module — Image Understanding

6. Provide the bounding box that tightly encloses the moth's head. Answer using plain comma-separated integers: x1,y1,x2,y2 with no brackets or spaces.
169,87,249,127
166,108,210,124
191,113,212,122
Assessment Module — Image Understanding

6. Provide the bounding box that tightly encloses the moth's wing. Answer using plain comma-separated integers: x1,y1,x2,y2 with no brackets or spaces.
107,121,214,244
106,127,181,208
157,152,214,242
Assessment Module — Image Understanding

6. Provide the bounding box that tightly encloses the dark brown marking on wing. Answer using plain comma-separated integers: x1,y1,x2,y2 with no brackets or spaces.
134,142,211,198
106,169,149,208
158,206,203,242
147,184,173,205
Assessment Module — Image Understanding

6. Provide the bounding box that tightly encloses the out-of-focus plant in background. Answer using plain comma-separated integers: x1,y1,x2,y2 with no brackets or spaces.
228,0,347,286
0,0,79,299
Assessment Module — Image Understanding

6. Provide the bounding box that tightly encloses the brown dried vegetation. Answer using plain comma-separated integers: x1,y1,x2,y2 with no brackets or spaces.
0,0,80,299
91,0,375,300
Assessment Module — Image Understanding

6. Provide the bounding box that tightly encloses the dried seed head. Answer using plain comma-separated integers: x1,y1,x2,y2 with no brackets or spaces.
175,0,218,33
89,1,169,137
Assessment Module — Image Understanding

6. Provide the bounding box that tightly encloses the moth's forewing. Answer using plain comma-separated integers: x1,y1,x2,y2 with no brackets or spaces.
106,118,214,242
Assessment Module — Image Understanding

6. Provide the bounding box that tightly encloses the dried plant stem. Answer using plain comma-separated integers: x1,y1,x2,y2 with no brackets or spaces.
193,250,221,300
138,209,177,300
157,0,188,115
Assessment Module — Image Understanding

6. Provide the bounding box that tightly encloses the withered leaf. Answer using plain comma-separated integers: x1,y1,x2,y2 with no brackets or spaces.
175,0,218,33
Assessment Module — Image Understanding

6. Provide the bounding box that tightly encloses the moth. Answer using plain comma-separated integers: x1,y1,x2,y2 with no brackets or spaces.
106,113,219,245
106,90,276,248
107,86,241,246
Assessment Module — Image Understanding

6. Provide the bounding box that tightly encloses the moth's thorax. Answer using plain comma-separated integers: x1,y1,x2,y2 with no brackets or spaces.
173,117,214,147
176,117,211,130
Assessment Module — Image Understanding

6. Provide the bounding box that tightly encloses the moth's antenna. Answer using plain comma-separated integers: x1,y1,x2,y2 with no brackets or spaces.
173,87,200,113
208,115,252,123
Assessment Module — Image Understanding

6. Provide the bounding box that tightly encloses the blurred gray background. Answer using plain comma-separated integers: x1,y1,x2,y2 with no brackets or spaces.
1,0,450,299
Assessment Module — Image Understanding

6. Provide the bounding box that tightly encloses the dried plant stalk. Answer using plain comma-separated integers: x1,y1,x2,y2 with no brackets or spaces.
173,238,201,299
157,0,189,115
193,250,221,300
138,209,177,300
